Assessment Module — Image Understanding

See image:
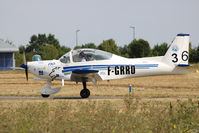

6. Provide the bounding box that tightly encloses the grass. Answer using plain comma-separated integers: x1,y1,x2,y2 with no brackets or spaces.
0,98,199,132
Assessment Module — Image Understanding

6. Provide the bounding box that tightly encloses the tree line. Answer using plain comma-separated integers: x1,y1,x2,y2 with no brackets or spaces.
15,33,199,66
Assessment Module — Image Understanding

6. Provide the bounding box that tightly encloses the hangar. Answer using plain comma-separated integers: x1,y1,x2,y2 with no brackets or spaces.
0,39,18,70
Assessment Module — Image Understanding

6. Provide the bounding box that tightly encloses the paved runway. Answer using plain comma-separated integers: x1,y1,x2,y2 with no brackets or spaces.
0,95,196,100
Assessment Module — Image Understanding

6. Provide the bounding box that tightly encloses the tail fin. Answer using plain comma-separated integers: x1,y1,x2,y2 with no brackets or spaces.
162,33,190,66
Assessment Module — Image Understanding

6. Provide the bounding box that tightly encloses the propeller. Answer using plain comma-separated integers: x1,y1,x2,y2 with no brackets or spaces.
20,49,28,81
20,64,28,81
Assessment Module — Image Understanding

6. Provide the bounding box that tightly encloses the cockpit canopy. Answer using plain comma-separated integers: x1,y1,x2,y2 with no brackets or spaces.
59,48,113,63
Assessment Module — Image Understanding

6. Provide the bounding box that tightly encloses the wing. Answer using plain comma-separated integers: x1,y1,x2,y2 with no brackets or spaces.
70,69,102,85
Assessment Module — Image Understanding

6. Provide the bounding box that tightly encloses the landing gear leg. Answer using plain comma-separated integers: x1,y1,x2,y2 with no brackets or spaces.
80,82,90,98
40,80,61,98
41,80,51,98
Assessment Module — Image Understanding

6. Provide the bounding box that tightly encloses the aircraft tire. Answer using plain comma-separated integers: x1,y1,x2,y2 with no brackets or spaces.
41,94,50,98
80,89,90,98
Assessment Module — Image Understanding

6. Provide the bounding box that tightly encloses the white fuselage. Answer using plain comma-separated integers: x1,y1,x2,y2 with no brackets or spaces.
28,54,174,82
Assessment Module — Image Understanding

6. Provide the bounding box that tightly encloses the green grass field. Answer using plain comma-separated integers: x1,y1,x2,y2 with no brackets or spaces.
0,64,199,132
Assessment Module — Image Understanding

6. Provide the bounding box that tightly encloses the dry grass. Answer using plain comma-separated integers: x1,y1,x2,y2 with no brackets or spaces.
0,65,199,99
1,98,199,132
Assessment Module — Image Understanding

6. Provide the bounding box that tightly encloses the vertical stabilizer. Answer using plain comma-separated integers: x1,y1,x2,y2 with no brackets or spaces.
162,34,190,66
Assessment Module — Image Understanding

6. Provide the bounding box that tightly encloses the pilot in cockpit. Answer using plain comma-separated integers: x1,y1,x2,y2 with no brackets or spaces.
79,51,87,62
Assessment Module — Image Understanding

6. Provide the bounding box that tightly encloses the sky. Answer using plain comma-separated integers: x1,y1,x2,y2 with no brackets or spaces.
0,0,198,48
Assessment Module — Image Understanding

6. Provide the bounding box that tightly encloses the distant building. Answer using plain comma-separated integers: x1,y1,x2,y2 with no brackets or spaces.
0,39,19,70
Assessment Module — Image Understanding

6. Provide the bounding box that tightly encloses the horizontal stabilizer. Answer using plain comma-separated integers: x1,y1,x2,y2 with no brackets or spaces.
172,65,190,74
177,64,190,67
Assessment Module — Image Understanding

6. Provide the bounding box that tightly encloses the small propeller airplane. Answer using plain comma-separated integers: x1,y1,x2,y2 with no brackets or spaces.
21,33,190,98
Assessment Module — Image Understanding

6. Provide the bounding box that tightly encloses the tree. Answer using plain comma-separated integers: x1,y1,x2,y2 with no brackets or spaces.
189,43,196,62
26,53,34,62
26,34,60,53
195,45,199,62
73,43,97,50
152,43,169,56
18,46,25,54
81,43,97,49
38,45,59,60
119,45,129,57
15,52,23,66
58,46,71,58
128,39,151,58
26,34,39,53
98,39,120,55
47,34,60,49
74,46,82,50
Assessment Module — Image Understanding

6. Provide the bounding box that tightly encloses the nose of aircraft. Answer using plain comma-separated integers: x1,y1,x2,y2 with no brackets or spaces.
27,62,34,69
27,62,38,73
20,62,37,81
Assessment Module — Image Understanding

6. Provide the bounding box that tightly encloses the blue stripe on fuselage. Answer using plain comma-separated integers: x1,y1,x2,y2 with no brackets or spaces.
62,64,158,73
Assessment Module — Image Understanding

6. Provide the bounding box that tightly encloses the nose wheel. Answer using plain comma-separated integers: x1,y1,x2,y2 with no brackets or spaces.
80,82,90,98
41,94,50,98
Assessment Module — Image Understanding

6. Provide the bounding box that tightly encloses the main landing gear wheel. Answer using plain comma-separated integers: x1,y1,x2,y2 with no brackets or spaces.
80,82,90,98
41,94,50,98
80,89,90,98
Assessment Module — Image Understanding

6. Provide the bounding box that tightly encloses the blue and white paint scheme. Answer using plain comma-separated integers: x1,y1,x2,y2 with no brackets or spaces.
23,33,190,98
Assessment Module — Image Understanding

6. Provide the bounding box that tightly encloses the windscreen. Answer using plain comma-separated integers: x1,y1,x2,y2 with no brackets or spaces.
72,49,112,62
59,52,70,63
